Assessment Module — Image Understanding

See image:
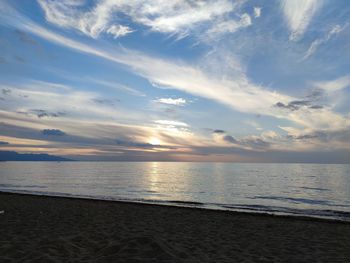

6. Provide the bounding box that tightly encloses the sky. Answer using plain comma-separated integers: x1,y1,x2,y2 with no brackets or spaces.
0,0,350,163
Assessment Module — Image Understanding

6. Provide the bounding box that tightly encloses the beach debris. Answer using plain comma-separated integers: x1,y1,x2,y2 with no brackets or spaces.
0,210,4,215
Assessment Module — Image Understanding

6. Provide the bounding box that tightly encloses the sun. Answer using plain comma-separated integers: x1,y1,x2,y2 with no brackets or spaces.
149,137,161,145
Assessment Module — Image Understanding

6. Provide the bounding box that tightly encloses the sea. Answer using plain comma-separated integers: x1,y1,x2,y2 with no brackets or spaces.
1,162,350,221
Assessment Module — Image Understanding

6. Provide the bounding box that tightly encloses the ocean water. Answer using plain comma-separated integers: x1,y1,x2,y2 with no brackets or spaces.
1,162,350,221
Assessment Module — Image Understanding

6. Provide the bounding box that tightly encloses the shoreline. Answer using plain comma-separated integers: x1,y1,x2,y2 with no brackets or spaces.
0,190,349,224
1,192,350,262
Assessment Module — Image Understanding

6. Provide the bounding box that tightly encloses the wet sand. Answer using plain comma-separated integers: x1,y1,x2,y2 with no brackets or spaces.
0,192,350,263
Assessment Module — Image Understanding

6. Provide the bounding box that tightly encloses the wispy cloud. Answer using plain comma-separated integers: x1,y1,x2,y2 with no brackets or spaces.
312,75,350,92
154,98,187,106
37,0,242,39
0,81,122,122
106,24,134,38
244,120,262,131
87,79,146,97
0,3,290,117
303,24,346,60
206,13,252,37
2,2,349,135
154,120,188,127
281,0,322,40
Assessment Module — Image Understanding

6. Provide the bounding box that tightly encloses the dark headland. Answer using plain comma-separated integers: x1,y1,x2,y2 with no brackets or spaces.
0,151,72,162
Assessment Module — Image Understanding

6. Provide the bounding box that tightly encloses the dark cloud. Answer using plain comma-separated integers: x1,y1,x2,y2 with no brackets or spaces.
289,100,311,107
192,146,252,156
69,148,350,163
242,137,270,148
116,139,153,148
0,141,9,145
275,88,326,112
34,110,66,118
274,100,309,111
92,98,119,106
274,100,323,111
221,133,270,149
1,123,349,163
0,57,6,63
309,105,323,109
190,146,350,164
0,122,141,146
306,89,324,100
290,134,319,140
41,129,66,136
20,109,67,118
15,30,38,46
213,129,225,134
289,129,350,143
223,135,237,144
275,102,287,108
290,100,310,106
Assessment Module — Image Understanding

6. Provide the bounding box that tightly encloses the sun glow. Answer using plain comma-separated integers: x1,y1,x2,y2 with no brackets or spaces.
149,137,161,145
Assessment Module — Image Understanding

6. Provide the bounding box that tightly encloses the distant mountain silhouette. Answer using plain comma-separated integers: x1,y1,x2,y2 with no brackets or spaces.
0,151,73,161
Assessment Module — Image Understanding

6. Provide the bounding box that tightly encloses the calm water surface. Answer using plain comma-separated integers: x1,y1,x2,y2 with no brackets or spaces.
1,162,350,221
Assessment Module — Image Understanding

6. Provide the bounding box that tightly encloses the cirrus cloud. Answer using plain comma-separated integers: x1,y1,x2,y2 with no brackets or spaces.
154,97,187,106
281,0,322,40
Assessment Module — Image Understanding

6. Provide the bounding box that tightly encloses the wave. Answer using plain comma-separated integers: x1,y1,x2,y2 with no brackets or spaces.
250,195,350,208
219,203,350,222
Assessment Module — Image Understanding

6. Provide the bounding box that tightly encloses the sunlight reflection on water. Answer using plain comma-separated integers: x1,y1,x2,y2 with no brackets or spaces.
1,162,350,220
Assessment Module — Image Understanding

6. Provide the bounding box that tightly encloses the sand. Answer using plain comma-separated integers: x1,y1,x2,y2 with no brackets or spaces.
0,192,350,263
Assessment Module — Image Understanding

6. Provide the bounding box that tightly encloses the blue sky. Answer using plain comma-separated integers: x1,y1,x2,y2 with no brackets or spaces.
0,0,350,162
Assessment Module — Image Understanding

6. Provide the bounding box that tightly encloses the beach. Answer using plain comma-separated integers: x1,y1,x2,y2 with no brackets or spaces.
0,192,350,263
